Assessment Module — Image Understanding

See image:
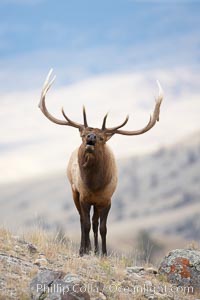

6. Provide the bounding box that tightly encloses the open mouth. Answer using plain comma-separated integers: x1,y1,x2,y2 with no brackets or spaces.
85,141,95,152
86,140,96,146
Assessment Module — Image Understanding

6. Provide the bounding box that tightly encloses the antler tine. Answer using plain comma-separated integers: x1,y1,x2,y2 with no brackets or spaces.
38,69,85,130
83,106,88,127
155,79,163,122
103,115,129,132
61,107,84,129
101,113,109,130
107,81,163,136
38,69,56,110
38,69,68,125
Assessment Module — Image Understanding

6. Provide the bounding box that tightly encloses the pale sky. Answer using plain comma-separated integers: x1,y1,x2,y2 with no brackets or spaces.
0,1,200,183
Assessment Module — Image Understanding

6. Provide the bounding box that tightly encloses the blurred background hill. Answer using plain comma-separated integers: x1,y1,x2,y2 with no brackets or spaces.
1,131,200,261
0,0,200,262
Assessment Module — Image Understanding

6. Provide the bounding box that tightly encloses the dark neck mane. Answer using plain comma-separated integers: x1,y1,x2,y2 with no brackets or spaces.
78,144,112,191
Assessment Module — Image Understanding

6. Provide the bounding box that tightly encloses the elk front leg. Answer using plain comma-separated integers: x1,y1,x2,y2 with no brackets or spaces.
72,189,85,256
99,203,111,256
71,190,85,256
92,206,99,254
80,201,91,255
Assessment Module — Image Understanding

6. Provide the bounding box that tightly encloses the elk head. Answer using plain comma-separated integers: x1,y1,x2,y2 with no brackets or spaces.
38,69,163,145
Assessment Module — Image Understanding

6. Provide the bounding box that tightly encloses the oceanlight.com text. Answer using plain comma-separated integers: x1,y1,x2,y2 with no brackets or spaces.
36,282,194,296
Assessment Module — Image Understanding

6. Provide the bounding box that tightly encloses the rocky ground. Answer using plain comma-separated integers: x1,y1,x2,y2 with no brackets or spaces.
0,228,200,300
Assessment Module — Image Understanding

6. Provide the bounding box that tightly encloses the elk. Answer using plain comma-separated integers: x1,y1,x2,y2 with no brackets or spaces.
39,69,163,256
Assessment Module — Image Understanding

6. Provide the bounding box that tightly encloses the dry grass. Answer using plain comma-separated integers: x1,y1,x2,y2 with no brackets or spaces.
0,227,199,300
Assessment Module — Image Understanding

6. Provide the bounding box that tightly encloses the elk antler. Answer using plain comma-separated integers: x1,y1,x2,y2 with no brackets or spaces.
104,80,163,136
101,113,129,131
38,69,87,130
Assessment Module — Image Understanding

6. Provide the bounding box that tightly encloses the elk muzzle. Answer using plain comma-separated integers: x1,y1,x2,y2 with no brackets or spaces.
85,133,96,152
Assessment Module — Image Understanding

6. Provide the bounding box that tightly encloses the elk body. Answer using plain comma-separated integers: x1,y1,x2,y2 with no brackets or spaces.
39,69,163,256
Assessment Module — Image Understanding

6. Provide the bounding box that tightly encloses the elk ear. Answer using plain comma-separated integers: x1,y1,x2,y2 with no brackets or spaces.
105,133,114,141
79,128,85,138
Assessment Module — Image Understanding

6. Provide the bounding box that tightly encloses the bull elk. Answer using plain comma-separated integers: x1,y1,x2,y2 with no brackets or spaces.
39,69,163,256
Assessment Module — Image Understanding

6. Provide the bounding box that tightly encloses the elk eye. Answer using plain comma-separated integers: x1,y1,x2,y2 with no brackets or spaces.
99,137,104,141
82,134,86,138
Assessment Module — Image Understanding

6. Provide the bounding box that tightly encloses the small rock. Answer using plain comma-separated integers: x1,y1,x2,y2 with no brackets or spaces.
27,243,37,254
14,245,22,252
147,296,158,300
146,267,158,274
154,293,172,299
98,292,107,300
126,266,144,274
34,253,48,267
64,273,81,284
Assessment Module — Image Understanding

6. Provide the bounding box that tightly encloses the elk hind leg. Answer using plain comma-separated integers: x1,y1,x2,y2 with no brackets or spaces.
92,205,99,254
99,203,111,256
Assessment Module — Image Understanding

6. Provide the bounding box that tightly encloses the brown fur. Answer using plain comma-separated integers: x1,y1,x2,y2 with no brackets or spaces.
67,128,117,255
78,143,112,192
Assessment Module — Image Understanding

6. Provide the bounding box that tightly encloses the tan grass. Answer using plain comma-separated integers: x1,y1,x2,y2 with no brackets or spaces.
0,226,199,300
